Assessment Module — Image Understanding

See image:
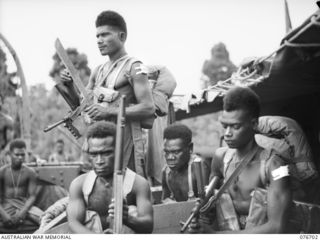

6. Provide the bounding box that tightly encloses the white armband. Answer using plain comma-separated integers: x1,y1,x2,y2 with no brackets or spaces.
271,165,289,180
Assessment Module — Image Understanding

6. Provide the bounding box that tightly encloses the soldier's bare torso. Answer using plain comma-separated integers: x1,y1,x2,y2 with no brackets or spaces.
224,151,264,215
87,177,113,230
167,168,190,201
1,165,32,200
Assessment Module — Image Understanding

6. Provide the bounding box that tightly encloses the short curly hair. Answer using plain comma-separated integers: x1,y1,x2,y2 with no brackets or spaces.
9,139,26,151
95,10,127,34
86,121,116,140
223,86,260,118
163,124,192,146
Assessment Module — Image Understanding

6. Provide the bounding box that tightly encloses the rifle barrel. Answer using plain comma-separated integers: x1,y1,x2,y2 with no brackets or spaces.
112,95,126,234
43,119,66,132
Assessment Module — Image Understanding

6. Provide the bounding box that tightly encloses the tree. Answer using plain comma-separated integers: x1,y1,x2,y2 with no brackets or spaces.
49,48,91,86
0,46,20,141
201,42,237,89
27,47,92,160
0,47,17,99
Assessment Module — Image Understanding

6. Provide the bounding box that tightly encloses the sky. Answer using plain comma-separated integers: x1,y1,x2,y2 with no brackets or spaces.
0,0,318,94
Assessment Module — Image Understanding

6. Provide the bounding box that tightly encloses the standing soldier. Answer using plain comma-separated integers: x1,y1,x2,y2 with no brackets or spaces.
61,10,155,176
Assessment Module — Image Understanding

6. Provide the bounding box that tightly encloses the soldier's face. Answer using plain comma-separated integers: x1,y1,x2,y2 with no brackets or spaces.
10,148,26,169
56,143,64,154
96,25,125,56
220,109,257,149
87,137,115,178
164,138,191,171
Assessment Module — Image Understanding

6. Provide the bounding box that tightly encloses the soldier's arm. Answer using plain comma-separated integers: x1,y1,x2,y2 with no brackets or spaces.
16,168,38,219
209,147,225,182
247,155,290,233
0,167,12,222
125,175,153,233
86,66,100,90
124,62,155,120
67,175,94,234
226,155,291,234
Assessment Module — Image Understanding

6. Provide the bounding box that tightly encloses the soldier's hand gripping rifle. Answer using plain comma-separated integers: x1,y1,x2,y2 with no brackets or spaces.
111,95,126,234
180,146,259,233
43,38,92,139
180,175,219,233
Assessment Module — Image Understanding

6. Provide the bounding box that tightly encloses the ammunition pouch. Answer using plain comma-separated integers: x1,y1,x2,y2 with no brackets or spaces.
93,86,119,103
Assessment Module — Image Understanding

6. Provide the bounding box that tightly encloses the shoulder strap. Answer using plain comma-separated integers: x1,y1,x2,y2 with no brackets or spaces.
164,165,175,200
123,168,136,197
187,158,195,200
82,171,97,205
96,55,130,87
223,148,236,178
108,56,132,89
201,145,260,213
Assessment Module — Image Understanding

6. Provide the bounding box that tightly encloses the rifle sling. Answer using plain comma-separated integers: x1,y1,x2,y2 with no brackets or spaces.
200,145,260,213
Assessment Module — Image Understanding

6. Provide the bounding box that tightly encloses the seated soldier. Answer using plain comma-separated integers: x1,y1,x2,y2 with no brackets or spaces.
67,121,153,233
190,87,292,233
0,139,43,233
161,124,204,203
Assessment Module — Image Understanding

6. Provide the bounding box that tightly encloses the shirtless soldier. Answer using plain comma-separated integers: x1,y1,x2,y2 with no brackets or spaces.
161,124,203,203
189,86,291,233
67,121,153,233
0,139,42,233
61,10,155,176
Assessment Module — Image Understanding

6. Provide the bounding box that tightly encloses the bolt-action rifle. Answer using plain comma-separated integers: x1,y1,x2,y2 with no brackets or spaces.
111,95,126,233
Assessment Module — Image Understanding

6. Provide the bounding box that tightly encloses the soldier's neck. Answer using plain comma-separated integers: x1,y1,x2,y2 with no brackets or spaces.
11,164,22,171
235,139,258,159
108,48,127,63
99,175,113,186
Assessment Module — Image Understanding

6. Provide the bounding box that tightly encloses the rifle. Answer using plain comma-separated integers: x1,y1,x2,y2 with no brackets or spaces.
180,146,260,233
112,95,126,234
193,156,205,199
43,38,92,139
180,175,218,233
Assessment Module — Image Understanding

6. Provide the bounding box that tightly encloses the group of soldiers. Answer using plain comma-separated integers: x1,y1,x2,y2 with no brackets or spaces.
1,10,319,234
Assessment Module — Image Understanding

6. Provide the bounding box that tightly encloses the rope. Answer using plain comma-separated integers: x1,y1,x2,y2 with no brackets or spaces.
284,40,320,48
311,15,320,27
203,12,320,94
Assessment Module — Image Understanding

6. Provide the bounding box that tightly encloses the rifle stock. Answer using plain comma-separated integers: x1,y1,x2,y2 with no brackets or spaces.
112,95,126,234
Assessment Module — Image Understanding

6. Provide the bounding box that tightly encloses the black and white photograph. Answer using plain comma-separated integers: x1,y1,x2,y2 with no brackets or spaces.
0,0,320,238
